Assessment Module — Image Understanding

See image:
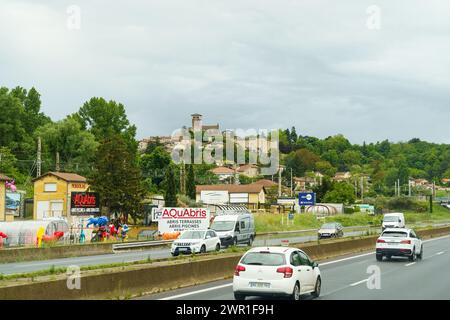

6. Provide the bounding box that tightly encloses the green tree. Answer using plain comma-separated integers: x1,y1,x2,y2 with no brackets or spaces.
312,177,334,202
78,97,137,151
89,135,145,223
163,163,178,207
35,117,99,175
323,182,356,204
140,146,171,189
0,147,19,177
186,164,196,199
285,148,321,177
315,160,337,177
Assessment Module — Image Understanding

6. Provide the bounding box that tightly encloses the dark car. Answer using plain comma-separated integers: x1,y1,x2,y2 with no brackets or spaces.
318,223,344,239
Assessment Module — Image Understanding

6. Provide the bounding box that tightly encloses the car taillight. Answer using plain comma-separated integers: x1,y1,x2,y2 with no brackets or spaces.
400,240,411,244
234,265,246,276
276,267,293,278
377,239,385,243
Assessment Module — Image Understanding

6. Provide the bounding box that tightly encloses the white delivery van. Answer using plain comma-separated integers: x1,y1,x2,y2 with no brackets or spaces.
382,213,405,230
210,213,255,247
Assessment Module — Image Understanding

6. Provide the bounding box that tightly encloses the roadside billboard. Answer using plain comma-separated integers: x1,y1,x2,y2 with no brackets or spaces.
5,192,21,217
200,190,228,204
70,192,100,215
157,207,210,234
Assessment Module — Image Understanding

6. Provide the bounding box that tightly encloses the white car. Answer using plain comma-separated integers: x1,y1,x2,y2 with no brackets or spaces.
171,229,221,256
376,228,423,262
233,247,321,300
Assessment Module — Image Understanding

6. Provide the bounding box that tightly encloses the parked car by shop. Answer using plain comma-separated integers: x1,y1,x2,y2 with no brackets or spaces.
318,222,344,239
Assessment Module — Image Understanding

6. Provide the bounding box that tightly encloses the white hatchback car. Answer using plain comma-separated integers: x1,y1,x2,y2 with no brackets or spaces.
171,229,221,256
233,247,321,300
376,228,423,262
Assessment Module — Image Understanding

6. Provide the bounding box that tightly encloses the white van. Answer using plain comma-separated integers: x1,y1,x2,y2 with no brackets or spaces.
210,213,255,247
382,213,405,230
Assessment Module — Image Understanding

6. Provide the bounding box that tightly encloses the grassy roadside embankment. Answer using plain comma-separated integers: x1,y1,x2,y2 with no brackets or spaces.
254,204,450,233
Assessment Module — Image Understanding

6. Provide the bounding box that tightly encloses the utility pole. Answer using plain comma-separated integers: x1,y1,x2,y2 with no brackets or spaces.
397,179,401,197
180,161,186,194
37,137,42,177
290,168,293,197
408,179,412,197
432,181,436,198
278,166,283,197
56,152,60,172
360,176,364,201
394,181,397,197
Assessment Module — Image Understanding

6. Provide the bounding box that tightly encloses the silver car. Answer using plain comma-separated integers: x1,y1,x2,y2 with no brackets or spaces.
318,223,344,239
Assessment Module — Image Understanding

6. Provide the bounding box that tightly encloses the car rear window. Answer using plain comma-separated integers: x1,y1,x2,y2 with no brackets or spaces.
382,231,408,237
241,252,286,266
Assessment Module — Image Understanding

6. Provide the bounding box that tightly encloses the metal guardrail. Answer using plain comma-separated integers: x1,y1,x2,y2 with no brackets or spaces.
112,239,173,250
257,225,376,236
111,221,450,251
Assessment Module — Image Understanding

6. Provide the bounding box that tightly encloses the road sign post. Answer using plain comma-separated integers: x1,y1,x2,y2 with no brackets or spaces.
299,192,316,206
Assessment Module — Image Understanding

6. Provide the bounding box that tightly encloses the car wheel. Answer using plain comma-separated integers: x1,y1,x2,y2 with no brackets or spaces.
409,247,416,261
386,255,392,260
417,245,423,260
200,245,206,254
234,293,246,300
171,252,178,257
248,236,253,246
311,277,321,298
291,282,301,301
215,243,220,251
376,254,383,262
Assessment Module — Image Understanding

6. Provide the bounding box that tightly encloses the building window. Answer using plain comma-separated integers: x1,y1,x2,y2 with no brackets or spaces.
44,183,57,192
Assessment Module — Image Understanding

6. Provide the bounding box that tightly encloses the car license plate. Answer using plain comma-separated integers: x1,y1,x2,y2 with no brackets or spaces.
249,282,271,288
322,233,329,236
179,247,188,252
387,242,398,245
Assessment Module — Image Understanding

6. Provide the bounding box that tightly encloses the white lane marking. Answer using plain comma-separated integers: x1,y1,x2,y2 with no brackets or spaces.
436,251,444,255
320,252,373,266
158,234,450,300
159,283,233,300
349,279,368,287
423,235,450,243
405,262,416,267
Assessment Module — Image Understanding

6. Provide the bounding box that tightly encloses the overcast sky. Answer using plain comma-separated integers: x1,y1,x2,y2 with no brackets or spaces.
1,0,450,144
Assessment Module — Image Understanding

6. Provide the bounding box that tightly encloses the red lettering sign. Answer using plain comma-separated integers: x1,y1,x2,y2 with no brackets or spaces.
161,208,207,219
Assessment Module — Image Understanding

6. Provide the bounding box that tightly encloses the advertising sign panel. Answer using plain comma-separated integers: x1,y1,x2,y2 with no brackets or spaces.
5,192,21,216
158,207,210,234
200,191,229,204
70,192,100,215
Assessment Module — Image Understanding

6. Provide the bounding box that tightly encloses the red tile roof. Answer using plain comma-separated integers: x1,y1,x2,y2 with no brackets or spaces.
210,167,235,175
196,184,265,193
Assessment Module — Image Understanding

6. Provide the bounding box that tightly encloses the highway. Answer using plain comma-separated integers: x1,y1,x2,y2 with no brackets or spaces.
0,222,447,276
139,235,450,300
0,230,367,275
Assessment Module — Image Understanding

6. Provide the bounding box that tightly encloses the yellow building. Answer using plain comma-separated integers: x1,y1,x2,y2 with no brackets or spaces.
0,174,14,222
33,172,90,225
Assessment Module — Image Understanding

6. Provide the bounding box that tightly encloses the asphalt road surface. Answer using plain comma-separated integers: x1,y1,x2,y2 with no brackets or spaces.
140,235,450,300
0,230,366,275
0,222,446,276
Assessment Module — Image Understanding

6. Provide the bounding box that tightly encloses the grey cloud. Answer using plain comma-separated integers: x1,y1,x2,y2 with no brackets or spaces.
1,0,450,144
